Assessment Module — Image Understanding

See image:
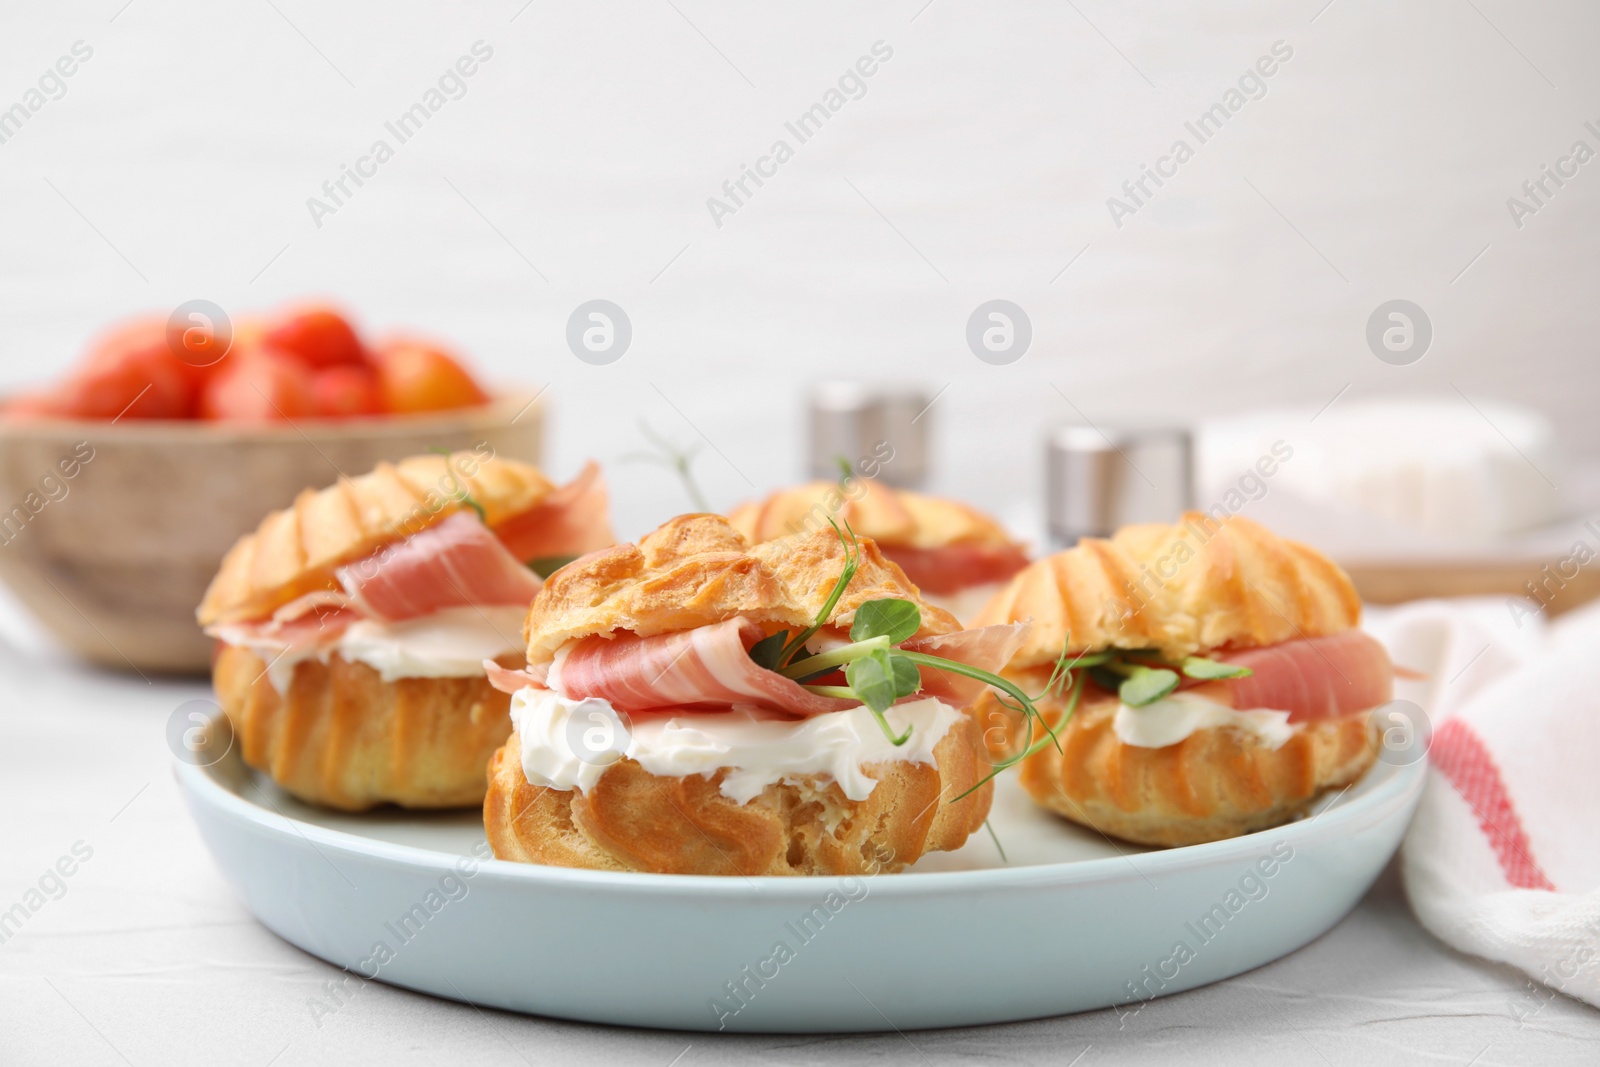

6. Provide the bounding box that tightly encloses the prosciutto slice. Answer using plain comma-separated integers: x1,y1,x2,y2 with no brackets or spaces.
484,660,548,694
882,543,1029,595
494,460,616,564
555,617,859,716
209,512,543,660
1190,630,1394,722
209,605,359,651
547,617,1031,716
337,512,543,622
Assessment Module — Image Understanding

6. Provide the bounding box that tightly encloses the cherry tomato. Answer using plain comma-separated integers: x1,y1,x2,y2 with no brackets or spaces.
85,318,167,362
68,317,207,419
372,340,488,414
198,347,315,422
231,318,268,350
264,307,366,369
309,364,384,418
72,357,193,419
158,309,232,372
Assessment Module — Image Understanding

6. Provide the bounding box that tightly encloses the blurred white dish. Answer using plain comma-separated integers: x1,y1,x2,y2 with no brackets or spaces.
176,740,1423,1033
1199,399,1562,548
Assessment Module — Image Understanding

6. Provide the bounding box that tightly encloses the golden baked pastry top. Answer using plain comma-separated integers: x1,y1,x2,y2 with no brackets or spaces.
198,452,556,627
523,513,959,664
727,479,1015,549
971,512,1360,667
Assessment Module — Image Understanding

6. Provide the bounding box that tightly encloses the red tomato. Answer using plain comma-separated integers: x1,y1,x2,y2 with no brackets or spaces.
198,347,315,422
73,359,192,419
372,340,489,414
309,364,384,418
158,309,232,373
264,307,366,369
67,317,207,419
85,318,167,361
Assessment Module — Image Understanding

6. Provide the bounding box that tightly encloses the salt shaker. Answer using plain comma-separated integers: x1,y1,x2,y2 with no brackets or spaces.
1046,426,1192,547
807,383,929,489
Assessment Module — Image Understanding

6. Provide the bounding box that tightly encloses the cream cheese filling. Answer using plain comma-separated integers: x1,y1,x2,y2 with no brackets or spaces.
1112,691,1298,750
217,605,527,692
509,687,963,803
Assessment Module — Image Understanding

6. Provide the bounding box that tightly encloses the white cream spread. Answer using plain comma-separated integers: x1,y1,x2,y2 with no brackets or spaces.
223,605,528,692
509,688,963,803
1112,691,1296,750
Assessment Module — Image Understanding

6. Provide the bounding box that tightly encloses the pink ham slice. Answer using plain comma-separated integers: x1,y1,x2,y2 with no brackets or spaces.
545,617,1030,716
494,460,616,564
484,660,548,694
1189,630,1394,722
336,512,543,622
214,511,543,650
209,605,360,652
556,617,858,716
213,465,611,649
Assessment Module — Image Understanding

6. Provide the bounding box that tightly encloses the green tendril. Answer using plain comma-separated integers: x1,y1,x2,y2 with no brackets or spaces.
622,421,711,513
953,669,1086,802
776,635,890,678
749,526,1115,774
776,517,859,667
984,819,1008,863
867,704,913,746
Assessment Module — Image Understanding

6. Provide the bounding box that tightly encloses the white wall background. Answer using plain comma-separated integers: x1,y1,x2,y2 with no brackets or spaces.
1,0,1596,542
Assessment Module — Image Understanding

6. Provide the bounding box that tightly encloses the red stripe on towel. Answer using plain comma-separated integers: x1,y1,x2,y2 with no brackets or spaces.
1431,719,1555,891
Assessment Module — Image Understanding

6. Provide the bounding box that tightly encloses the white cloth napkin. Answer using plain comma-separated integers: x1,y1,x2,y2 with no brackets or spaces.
1365,597,1600,1012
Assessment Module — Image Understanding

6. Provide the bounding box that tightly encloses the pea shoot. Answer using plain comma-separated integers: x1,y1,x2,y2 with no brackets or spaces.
745,519,1255,805
749,519,1059,759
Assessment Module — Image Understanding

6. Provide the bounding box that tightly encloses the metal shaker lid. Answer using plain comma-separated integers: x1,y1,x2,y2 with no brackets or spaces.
1046,425,1192,547
808,383,929,488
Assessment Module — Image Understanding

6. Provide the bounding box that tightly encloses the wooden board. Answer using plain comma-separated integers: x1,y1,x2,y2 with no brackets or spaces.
1341,560,1600,616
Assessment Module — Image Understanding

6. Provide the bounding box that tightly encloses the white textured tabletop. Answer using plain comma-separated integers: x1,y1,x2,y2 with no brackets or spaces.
3,0,1600,1061
0,596,1595,1067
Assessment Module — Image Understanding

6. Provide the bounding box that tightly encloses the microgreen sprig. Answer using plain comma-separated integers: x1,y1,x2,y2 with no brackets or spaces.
622,421,711,513
1179,655,1255,680
770,517,861,668
835,455,855,492
749,519,1055,753
1092,649,1253,707
951,645,1256,799
746,520,1255,804
963,669,1091,799
950,644,1090,802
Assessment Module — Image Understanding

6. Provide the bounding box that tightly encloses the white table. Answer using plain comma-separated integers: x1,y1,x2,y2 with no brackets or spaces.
4,0,1598,1057
1,599,1596,1067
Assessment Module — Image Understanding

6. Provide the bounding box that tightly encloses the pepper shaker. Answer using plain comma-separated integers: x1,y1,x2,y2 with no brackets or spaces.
808,383,929,489
1045,426,1192,547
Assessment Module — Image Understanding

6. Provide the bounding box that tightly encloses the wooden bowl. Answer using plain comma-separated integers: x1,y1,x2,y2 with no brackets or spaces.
0,394,543,674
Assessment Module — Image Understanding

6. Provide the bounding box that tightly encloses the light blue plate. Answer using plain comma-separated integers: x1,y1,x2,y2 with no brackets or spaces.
176,744,1424,1033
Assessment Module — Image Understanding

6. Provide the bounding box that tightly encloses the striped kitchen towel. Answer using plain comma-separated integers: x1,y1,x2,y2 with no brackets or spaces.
1370,596,1600,1011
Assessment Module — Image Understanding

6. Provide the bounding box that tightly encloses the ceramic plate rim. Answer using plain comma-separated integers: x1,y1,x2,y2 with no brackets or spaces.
176,750,1426,898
